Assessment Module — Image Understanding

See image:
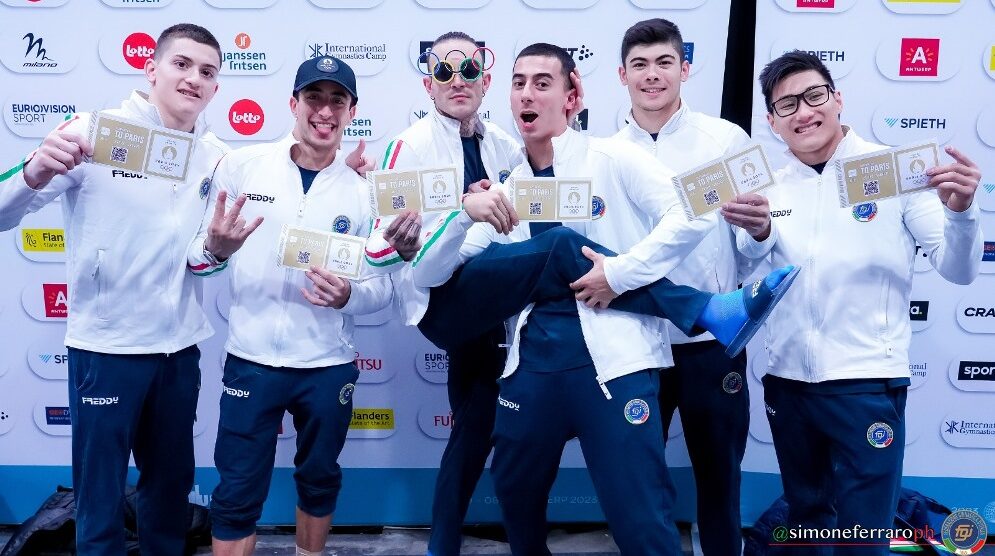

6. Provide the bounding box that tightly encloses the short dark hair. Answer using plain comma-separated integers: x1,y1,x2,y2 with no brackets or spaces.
432,31,478,51
155,23,222,67
515,43,576,90
620,18,685,64
758,50,836,112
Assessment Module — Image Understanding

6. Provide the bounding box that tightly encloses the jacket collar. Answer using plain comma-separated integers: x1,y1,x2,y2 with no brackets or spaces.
121,90,210,139
623,100,689,142
517,127,586,177
278,132,344,174
783,125,859,177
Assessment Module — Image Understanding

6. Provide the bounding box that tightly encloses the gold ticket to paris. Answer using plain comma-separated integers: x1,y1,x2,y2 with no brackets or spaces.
835,139,939,207
87,112,194,182
277,225,365,279
368,165,461,216
513,177,593,222
672,143,775,219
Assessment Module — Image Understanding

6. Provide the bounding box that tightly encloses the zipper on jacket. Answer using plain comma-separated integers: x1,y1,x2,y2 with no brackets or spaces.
167,181,180,348
807,172,822,373
597,377,612,400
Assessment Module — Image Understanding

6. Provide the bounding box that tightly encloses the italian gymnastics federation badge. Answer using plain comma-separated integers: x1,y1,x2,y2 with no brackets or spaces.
866,422,894,448
624,399,650,425
339,383,355,405
941,509,987,555
852,201,878,222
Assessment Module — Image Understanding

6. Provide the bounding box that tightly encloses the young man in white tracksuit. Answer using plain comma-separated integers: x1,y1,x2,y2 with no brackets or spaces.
411,43,798,556
743,50,983,555
0,24,228,555
613,19,771,554
371,31,524,556
186,56,395,556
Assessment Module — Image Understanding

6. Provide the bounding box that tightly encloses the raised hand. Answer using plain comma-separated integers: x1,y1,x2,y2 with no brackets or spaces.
204,191,264,260
928,146,981,213
23,129,93,189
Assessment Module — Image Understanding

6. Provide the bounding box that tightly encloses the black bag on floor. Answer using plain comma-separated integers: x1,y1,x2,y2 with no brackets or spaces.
1,485,211,555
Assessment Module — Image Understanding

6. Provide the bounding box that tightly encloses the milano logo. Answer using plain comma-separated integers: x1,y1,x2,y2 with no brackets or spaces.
22,33,56,68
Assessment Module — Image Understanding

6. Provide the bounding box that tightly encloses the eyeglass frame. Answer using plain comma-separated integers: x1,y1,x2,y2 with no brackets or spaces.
419,47,494,84
768,83,835,117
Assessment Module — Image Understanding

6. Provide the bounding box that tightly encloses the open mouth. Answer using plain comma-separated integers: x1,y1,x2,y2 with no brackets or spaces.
520,111,539,124
178,89,200,99
311,122,336,134
641,87,664,94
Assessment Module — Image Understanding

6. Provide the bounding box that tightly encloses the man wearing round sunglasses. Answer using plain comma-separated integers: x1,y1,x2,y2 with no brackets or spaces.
744,50,982,555
373,31,523,556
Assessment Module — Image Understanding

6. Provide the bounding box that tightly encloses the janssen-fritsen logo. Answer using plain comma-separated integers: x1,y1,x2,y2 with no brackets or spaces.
899,38,940,77
221,32,278,76
228,99,264,136
122,32,155,70
43,283,68,318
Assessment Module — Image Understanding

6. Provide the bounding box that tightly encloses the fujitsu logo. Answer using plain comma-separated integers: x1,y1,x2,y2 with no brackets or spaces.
229,99,264,135
122,32,156,70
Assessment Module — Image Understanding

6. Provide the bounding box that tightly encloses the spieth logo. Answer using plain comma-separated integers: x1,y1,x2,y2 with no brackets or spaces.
122,32,156,70
228,99,264,136
797,0,834,7
43,283,68,318
900,38,939,77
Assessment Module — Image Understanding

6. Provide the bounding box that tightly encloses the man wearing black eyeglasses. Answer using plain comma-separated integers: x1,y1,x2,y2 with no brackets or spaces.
741,50,982,555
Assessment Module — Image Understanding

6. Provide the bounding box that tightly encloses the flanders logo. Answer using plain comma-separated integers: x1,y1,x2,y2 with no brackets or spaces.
349,408,394,430
22,229,65,252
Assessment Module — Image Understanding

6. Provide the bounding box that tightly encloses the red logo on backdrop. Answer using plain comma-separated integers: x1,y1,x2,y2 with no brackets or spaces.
899,38,939,77
43,283,68,318
122,32,156,70
796,0,834,7
228,99,264,135
234,33,251,50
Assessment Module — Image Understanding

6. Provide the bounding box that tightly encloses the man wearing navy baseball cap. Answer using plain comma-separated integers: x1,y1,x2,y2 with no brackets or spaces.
190,55,398,556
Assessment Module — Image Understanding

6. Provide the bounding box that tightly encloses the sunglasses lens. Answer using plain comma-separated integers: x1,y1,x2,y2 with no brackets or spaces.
433,62,454,83
459,59,481,81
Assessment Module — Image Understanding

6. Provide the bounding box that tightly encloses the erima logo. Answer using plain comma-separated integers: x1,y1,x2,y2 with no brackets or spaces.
497,396,519,411
245,193,274,203
959,362,995,381
223,386,250,398
909,301,929,321
111,170,147,179
771,209,792,218
884,117,946,129
38,354,67,364
81,397,119,405
964,307,995,318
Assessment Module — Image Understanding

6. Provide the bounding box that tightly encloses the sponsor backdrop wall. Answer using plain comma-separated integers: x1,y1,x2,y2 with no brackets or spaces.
0,0,735,525
746,0,995,528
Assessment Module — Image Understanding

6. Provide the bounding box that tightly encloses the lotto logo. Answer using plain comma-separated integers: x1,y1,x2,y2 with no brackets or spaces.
228,99,264,135
234,33,251,50
899,38,939,77
122,32,156,70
